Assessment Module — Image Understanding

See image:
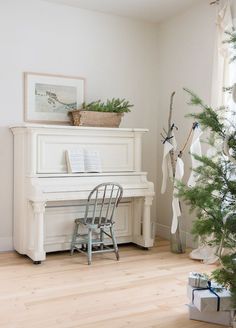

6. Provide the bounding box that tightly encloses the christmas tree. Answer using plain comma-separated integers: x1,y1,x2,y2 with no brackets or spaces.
178,87,236,305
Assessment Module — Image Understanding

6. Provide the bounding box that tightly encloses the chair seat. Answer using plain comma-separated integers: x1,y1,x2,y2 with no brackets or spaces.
75,217,113,227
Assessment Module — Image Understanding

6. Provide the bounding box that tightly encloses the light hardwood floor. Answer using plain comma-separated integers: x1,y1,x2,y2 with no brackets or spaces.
0,240,222,328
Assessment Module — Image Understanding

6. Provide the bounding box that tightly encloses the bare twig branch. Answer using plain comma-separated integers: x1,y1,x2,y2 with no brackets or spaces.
167,92,176,176
210,0,219,5
178,123,195,157
163,92,196,174
167,92,176,139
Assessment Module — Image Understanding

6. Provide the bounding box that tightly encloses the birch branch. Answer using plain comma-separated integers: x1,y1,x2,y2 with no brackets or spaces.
167,91,176,177
178,123,195,158
163,92,196,176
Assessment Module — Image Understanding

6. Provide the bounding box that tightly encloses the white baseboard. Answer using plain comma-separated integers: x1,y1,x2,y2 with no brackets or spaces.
0,229,196,252
156,223,195,248
156,223,170,240
0,237,13,252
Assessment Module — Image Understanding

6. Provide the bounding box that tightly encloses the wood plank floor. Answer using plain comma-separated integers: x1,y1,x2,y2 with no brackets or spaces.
0,240,223,328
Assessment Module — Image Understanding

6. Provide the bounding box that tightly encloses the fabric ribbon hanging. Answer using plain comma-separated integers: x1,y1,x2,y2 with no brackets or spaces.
161,130,178,194
187,125,203,187
171,156,184,234
161,141,174,194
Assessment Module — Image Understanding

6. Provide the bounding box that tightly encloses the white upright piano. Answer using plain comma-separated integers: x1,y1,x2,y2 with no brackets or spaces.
11,124,155,263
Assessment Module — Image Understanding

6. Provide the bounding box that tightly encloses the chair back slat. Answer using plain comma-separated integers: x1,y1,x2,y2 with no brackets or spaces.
110,188,120,221
85,183,123,226
91,189,99,224
105,184,114,223
99,184,107,225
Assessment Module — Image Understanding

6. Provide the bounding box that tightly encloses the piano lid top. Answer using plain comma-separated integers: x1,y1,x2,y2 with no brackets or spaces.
10,123,148,133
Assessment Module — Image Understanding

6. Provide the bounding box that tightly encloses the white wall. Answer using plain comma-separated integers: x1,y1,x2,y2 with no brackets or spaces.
1,0,232,252
156,0,217,246
0,0,159,250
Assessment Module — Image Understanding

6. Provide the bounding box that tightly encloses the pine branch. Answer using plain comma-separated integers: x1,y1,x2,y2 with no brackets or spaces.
183,88,225,137
177,88,236,304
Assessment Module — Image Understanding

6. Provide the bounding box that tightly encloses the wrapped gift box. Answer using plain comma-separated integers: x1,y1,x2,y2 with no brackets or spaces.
188,272,209,288
187,284,232,312
188,304,232,326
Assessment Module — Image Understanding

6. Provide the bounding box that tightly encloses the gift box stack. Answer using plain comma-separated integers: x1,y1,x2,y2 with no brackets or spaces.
187,272,235,327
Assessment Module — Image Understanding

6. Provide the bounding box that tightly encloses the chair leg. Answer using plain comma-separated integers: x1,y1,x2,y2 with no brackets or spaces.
87,228,92,265
110,226,119,261
71,222,79,255
100,228,104,250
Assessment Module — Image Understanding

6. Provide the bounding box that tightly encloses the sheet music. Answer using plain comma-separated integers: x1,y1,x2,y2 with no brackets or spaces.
66,148,85,173
84,149,102,173
66,148,102,173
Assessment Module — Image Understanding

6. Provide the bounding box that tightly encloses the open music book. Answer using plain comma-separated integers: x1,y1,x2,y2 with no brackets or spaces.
66,148,102,173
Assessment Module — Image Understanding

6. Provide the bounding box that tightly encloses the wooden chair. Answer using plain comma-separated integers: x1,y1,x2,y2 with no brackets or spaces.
70,182,123,265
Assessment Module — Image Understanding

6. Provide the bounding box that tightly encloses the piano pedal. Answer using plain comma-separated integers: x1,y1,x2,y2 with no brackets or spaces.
33,261,41,265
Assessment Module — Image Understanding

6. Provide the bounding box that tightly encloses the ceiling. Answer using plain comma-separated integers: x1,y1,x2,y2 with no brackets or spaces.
43,0,200,23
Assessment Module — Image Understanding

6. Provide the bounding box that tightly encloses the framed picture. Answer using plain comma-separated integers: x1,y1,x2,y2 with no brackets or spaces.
24,72,85,123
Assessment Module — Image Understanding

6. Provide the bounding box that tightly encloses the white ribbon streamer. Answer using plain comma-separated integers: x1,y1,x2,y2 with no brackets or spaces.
171,157,184,234
187,126,203,187
161,141,173,194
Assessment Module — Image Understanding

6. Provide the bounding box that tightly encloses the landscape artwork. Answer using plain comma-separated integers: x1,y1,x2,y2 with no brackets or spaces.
35,83,77,113
24,73,85,123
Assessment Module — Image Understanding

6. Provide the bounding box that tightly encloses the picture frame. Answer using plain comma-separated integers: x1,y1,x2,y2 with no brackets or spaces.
24,72,85,124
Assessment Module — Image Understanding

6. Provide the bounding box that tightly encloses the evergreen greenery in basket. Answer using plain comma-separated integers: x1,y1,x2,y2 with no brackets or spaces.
68,98,133,127
81,98,133,113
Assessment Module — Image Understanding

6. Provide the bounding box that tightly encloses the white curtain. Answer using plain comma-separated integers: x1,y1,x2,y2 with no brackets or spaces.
211,0,233,109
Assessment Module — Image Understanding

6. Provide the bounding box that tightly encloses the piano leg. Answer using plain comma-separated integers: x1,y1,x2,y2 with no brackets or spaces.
134,244,149,251
30,201,46,263
142,196,154,248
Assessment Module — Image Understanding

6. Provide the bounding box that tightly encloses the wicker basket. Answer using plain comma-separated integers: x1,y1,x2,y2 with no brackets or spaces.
69,110,123,128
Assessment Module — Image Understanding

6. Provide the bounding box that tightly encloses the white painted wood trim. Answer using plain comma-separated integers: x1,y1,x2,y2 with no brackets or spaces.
10,124,149,133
